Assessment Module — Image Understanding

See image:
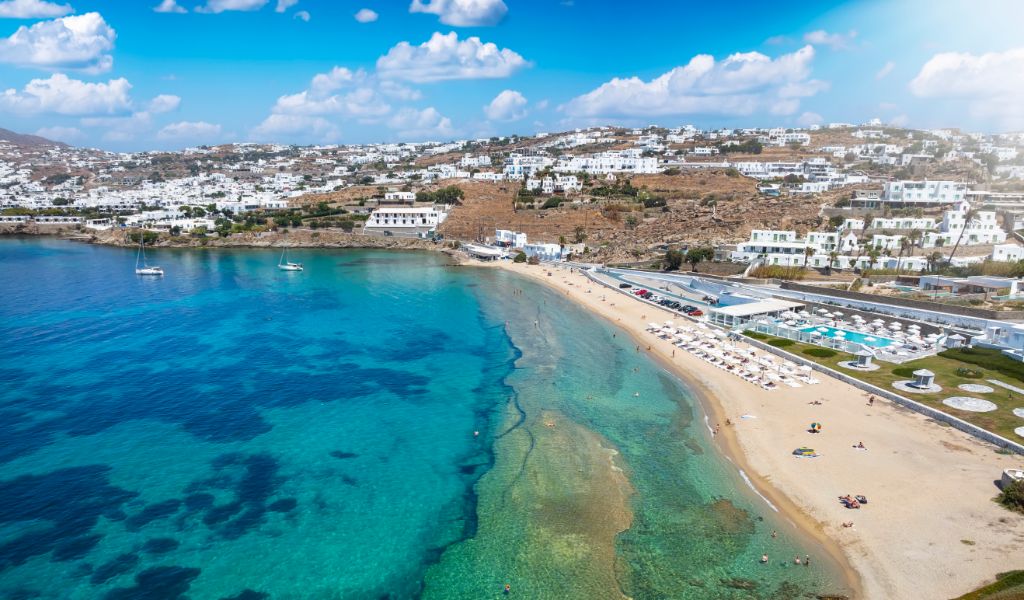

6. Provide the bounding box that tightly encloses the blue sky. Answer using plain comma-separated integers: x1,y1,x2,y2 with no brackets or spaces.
0,0,1021,150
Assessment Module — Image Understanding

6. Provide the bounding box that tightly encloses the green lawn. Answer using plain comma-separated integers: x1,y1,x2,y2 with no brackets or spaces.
953,570,1024,599
743,333,1024,442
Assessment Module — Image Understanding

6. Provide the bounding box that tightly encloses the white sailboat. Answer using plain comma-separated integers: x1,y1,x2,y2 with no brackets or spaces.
278,248,303,271
135,235,164,276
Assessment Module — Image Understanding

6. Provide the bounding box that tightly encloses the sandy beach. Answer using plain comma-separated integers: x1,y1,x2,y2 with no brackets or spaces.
490,261,1024,600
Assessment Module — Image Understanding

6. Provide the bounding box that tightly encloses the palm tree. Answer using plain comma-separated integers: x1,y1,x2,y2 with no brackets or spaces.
907,229,922,257
803,246,815,270
827,250,839,274
867,247,881,271
926,251,943,273
896,237,911,274
946,208,977,267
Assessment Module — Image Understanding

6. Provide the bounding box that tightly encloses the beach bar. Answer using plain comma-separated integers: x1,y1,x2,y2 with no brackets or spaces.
708,298,805,328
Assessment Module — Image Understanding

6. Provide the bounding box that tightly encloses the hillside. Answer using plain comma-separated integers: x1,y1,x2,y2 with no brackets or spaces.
0,127,67,149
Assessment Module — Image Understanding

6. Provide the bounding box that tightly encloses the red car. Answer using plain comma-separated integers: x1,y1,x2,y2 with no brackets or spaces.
689,310,703,317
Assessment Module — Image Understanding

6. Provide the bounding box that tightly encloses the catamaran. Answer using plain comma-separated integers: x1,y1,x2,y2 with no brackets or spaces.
135,235,164,276
278,248,303,271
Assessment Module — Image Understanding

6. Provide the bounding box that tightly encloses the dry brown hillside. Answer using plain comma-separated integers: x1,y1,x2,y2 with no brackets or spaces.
436,180,620,243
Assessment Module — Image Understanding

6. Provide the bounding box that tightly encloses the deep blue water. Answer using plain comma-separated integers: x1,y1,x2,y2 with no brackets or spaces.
0,238,846,599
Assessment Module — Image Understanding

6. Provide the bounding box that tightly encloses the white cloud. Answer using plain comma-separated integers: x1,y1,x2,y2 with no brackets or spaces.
158,120,222,141
888,114,909,127
0,12,116,74
80,111,153,143
409,0,506,26
875,61,895,80
294,10,309,21
274,0,296,12
196,0,268,14
484,89,527,121
387,106,454,139
354,8,377,23
0,0,72,18
377,31,528,83
153,0,186,13
535,99,549,110
251,114,340,143
0,73,131,115
35,125,82,142
803,29,857,50
796,111,823,127
147,94,180,114
270,67,393,118
910,47,1024,129
378,80,421,101
562,45,826,119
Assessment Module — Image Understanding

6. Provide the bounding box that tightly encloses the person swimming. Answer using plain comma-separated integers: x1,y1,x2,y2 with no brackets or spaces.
760,554,769,564
504,583,511,594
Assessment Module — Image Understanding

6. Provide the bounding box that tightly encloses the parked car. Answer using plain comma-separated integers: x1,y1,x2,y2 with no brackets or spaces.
690,310,703,317
682,305,697,313
618,283,632,289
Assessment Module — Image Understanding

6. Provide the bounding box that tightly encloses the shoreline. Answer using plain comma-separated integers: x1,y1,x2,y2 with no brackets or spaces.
488,260,1024,600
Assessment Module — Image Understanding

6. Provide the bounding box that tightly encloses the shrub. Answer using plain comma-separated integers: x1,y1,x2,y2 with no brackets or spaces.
541,197,563,209
955,367,983,379
513,252,526,263
527,255,540,265
803,348,837,358
768,339,795,348
998,480,1024,514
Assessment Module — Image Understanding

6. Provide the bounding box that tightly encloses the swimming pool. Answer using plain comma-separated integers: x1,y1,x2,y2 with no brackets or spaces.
800,326,894,348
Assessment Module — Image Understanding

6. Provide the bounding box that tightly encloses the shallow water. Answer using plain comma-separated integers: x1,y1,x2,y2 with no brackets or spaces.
0,238,848,599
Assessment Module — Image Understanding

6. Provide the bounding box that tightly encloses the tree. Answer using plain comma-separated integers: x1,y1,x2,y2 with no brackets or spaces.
946,208,977,266
926,251,944,273
907,229,922,256
513,251,527,263
803,246,815,270
573,225,587,244
895,237,910,274
827,251,839,274
664,249,684,271
866,247,881,270
685,247,713,272
998,479,1024,514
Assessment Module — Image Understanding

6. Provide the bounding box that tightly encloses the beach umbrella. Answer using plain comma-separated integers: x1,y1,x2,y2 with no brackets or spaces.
833,311,844,317
799,365,812,372
648,323,661,330
816,308,828,314
834,330,846,336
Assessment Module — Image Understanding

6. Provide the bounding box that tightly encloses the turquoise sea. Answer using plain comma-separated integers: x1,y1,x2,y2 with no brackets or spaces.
0,238,849,599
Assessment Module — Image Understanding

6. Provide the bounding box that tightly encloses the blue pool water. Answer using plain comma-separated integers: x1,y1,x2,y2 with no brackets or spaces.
0,238,847,599
801,325,894,348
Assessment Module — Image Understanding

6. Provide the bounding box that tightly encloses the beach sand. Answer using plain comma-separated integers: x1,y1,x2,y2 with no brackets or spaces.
490,261,1024,600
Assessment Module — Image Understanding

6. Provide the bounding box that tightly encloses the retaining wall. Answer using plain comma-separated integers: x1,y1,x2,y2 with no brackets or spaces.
781,281,1024,320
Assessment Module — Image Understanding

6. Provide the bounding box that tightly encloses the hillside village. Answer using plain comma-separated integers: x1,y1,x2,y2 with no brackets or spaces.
2,122,1024,274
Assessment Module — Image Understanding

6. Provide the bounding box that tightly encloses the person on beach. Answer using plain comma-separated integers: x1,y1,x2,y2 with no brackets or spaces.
805,554,810,566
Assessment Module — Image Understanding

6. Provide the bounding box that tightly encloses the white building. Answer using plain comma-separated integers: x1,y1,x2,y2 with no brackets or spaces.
880,180,968,206
384,191,416,202
364,206,448,230
495,229,527,248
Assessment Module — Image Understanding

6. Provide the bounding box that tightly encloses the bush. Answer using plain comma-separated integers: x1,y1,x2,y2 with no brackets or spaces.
803,348,837,358
940,348,1024,384
513,252,526,263
541,197,563,209
955,367,983,379
998,480,1024,514
768,339,795,348
527,255,540,265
